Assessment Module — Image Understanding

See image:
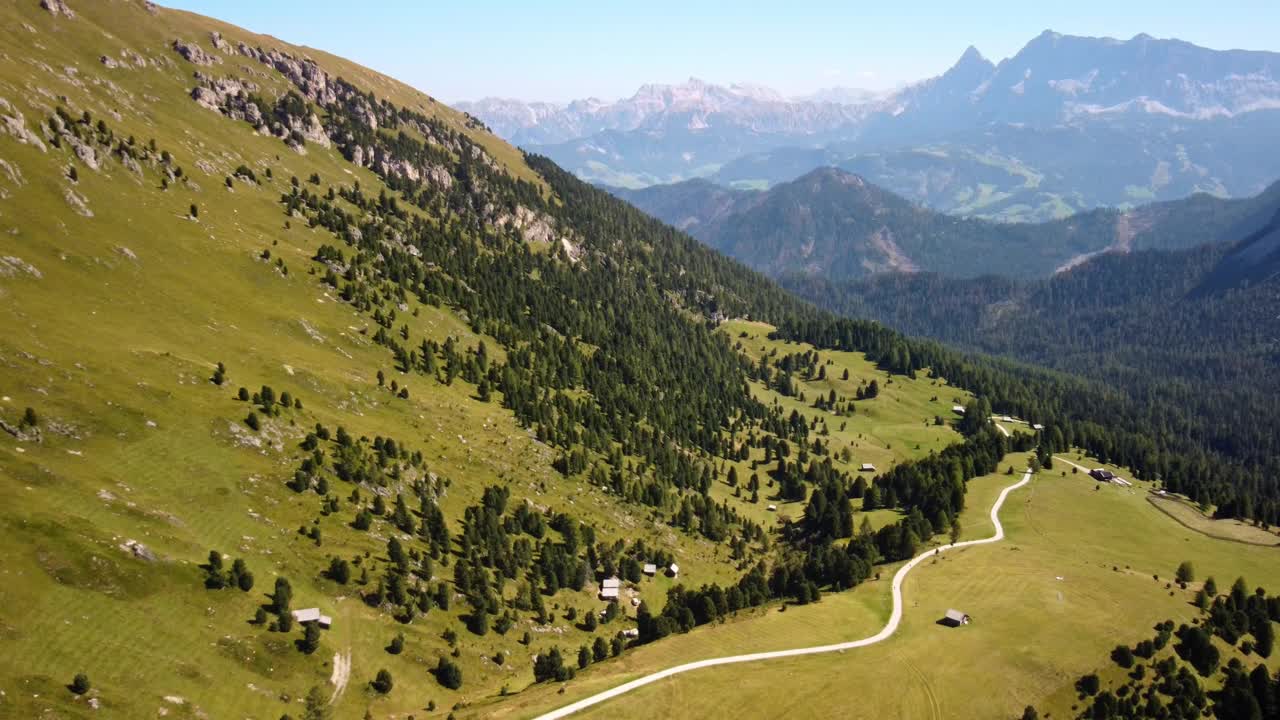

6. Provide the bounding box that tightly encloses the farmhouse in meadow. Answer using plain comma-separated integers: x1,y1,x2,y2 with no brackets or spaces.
668,563,680,578
642,563,657,576
941,609,971,627
600,576,621,600
860,463,876,472
1089,468,1117,482
291,607,332,628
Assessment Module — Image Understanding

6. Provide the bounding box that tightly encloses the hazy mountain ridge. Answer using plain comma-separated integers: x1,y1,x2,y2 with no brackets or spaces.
457,77,874,147
612,168,1280,280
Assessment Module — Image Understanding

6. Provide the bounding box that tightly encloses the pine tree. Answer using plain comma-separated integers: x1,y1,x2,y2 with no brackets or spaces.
301,621,321,654
1176,561,1196,584
272,577,292,615
434,657,462,689
302,686,330,720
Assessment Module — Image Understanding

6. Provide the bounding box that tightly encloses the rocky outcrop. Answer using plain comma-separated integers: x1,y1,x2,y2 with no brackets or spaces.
0,97,47,152
99,55,119,69
494,205,557,244
189,75,264,127
39,0,75,19
348,96,378,130
236,43,336,106
350,144,451,186
298,112,330,147
171,39,221,66
68,136,98,169
425,164,452,188
209,31,231,52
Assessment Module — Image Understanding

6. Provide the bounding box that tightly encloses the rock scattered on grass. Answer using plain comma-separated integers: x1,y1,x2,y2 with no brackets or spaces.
0,256,42,278
119,539,156,562
0,97,48,152
63,186,93,217
39,0,76,19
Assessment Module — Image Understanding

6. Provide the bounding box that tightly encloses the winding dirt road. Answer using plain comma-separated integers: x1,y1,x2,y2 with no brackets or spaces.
535,469,1034,719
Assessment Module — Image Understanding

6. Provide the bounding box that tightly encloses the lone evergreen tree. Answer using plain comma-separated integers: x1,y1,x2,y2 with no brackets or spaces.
301,621,321,654
1175,561,1195,584
435,656,462,689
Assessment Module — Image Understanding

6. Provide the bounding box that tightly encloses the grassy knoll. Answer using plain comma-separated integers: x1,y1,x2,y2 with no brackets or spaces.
501,451,1280,719
1148,494,1280,547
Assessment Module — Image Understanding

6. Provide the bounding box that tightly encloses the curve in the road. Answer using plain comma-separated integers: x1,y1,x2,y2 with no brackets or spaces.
535,469,1034,719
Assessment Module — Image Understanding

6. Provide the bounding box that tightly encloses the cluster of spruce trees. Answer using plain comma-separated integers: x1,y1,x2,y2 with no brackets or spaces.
1063,572,1280,720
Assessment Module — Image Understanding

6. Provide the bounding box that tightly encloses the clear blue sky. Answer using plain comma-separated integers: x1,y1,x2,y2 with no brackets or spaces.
162,1,1278,103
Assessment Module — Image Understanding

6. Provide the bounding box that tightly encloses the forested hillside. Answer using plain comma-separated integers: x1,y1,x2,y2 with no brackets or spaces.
780,217,1280,519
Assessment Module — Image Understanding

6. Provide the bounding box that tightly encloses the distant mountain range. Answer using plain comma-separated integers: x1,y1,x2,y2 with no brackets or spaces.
456,78,873,147
611,168,1280,280
461,31,1280,221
